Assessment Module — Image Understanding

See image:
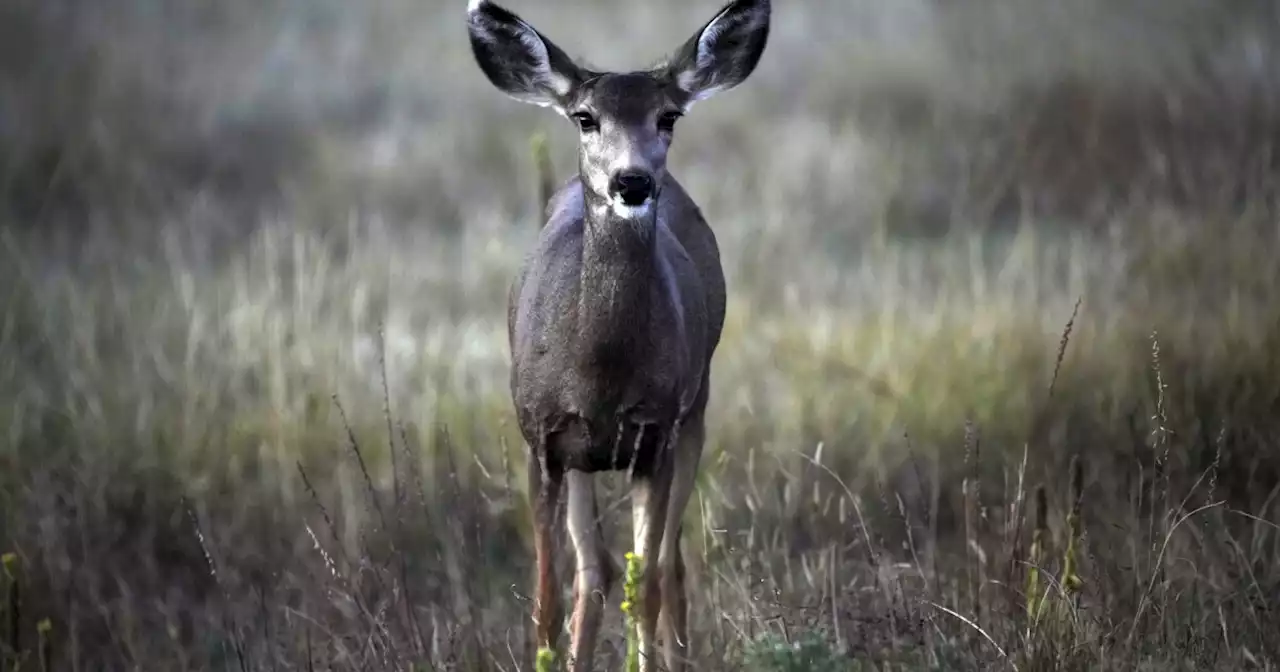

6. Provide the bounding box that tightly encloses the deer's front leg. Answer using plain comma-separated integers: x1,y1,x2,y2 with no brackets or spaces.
529,446,565,660
566,470,612,671
630,428,676,672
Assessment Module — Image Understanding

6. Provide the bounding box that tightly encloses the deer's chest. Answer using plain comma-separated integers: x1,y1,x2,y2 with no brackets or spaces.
514,290,691,440
508,211,706,467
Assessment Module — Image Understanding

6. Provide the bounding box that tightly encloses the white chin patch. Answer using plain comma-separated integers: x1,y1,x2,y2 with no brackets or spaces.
610,196,654,219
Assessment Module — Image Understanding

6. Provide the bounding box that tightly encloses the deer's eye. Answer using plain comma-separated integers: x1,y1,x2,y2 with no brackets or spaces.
657,111,682,133
569,111,599,133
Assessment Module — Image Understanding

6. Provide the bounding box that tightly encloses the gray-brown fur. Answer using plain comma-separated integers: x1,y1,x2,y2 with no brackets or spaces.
467,1,769,669
508,171,723,474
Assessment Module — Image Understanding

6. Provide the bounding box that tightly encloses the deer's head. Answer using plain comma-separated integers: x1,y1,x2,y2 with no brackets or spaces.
467,0,770,222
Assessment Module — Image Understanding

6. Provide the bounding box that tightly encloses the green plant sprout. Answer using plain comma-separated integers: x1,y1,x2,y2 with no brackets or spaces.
535,645,557,672
621,551,644,672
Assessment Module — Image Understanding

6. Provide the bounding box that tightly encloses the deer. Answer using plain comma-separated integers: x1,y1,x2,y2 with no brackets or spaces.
466,0,770,669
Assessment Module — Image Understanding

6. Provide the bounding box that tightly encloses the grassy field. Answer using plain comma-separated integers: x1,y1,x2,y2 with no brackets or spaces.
2,0,1279,669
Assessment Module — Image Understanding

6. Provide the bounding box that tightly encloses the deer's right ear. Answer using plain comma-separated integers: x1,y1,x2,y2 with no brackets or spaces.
467,0,582,110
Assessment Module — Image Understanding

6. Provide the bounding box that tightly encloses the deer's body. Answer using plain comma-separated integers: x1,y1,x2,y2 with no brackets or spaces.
509,173,724,473
467,2,769,670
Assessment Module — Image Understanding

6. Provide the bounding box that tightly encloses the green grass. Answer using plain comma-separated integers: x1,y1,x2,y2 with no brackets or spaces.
622,552,643,672
535,646,557,672
2,0,1279,669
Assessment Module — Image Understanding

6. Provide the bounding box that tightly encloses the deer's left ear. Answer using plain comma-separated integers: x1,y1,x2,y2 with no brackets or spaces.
665,0,770,109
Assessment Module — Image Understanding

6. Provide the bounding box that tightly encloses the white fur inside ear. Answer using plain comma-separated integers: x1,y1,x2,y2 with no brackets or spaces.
466,0,485,14
694,16,729,74
510,19,573,99
674,14,728,102
676,81,724,109
675,3,765,105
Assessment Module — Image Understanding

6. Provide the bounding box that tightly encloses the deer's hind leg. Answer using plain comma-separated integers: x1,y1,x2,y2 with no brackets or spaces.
657,415,704,672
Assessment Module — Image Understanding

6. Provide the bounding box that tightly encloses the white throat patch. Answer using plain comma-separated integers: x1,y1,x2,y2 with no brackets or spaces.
610,195,654,220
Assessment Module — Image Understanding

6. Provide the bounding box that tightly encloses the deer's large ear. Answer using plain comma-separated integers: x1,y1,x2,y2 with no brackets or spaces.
467,0,583,110
665,0,770,108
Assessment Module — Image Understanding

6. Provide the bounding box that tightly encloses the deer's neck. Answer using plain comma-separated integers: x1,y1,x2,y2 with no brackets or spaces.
576,202,656,365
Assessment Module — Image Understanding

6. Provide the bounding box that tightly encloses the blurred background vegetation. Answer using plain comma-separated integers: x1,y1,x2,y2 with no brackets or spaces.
1,0,1278,669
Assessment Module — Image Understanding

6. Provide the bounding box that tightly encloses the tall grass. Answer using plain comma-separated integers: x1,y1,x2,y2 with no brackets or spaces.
2,0,1279,669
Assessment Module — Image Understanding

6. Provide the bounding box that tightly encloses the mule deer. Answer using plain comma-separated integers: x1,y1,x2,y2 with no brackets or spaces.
467,0,770,669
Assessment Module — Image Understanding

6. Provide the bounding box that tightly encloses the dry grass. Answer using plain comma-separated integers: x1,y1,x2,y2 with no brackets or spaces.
2,0,1279,669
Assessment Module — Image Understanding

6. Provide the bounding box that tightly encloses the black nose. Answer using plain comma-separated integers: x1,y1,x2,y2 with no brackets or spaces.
608,170,655,206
